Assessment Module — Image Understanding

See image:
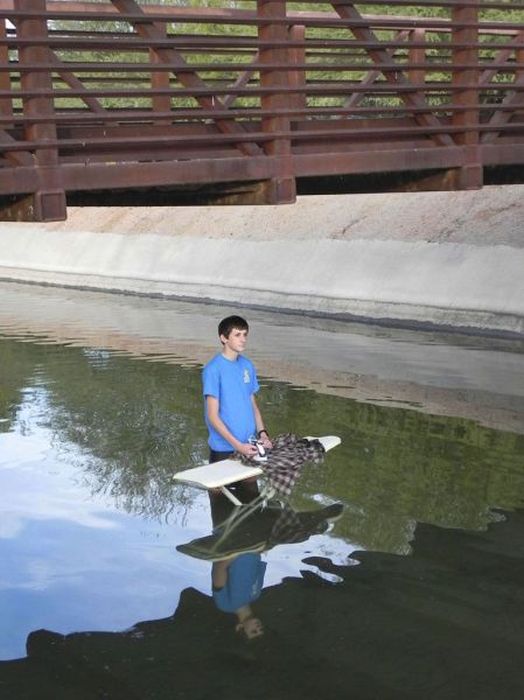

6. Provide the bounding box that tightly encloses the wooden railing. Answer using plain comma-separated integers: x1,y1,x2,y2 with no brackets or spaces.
0,0,522,219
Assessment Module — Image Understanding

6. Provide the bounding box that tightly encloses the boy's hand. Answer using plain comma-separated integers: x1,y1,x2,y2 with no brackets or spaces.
238,442,259,458
259,434,272,449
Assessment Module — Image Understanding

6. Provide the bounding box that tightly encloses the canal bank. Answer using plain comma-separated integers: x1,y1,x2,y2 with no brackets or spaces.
0,185,523,337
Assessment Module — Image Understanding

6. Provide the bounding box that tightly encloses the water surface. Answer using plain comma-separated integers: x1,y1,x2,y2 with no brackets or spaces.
0,283,523,699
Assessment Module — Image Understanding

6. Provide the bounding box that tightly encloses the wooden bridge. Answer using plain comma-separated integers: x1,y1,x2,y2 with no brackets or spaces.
0,0,523,220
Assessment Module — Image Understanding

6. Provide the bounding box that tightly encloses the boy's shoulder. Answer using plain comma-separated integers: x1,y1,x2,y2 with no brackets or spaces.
203,353,222,371
203,353,255,371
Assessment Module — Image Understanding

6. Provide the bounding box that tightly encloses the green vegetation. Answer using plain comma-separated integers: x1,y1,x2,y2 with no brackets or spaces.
0,339,33,433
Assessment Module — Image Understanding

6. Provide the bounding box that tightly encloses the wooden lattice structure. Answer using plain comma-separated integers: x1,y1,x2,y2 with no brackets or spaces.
0,1,523,220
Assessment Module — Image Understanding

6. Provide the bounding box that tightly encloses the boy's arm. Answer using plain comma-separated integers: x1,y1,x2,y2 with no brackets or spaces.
251,395,272,448
205,396,258,458
212,559,231,589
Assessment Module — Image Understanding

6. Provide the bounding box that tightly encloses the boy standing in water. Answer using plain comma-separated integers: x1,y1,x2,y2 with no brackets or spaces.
203,315,272,464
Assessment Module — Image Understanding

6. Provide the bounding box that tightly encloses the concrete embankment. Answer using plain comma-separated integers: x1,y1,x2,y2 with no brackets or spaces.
0,185,523,336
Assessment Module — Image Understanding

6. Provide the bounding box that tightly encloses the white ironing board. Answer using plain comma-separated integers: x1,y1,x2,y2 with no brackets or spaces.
303,435,341,451
173,460,263,505
173,436,341,505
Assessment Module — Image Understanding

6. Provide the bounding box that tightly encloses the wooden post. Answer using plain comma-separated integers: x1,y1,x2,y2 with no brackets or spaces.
257,0,296,204
451,1,482,189
14,0,66,220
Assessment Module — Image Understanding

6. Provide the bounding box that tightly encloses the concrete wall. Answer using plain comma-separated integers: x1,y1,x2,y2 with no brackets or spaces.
0,185,523,336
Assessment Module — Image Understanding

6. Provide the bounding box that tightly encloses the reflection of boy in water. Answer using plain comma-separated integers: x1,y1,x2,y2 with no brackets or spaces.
209,492,266,639
205,489,343,640
212,553,266,640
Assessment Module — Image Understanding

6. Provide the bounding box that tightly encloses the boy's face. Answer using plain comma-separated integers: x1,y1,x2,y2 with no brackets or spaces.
241,616,264,639
220,327,248,355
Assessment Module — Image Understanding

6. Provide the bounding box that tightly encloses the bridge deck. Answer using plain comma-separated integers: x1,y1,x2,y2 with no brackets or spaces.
0,0,523,219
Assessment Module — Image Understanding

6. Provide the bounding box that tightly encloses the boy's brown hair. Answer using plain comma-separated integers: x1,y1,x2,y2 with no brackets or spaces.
218,315,249,339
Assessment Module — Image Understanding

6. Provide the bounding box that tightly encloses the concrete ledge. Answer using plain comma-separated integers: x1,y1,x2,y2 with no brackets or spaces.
0,186,523,337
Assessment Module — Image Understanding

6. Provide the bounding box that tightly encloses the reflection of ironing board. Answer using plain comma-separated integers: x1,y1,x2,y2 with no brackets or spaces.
173,436,341,506
177,500,345,562
177,528,267,561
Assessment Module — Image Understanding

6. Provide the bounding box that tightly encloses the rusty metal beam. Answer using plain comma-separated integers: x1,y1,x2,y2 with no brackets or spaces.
12,0,66,219
343,30,410,109
257,0,295,203
450,1,482,189
482,72,524,145
0,4,521,33
0,0,522,13
2,120,522,156
1,37,520,52
0,1,521,219
109,0,262,157
3,60,524,73
1,102,521,128
331,0,454,147
0,155,278,194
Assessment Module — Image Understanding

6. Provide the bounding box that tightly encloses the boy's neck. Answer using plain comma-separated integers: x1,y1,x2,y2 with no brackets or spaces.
221,347,239,361
236,605,253,622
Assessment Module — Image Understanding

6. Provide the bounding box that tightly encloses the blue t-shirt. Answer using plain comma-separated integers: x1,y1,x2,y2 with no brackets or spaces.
213,553,267,613
202,353,260,451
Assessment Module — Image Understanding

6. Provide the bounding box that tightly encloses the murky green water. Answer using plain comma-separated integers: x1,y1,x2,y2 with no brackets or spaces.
0,284,523,699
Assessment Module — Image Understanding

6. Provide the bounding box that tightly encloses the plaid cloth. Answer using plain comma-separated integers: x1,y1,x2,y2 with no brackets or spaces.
238,433,325,498
267,504,329,545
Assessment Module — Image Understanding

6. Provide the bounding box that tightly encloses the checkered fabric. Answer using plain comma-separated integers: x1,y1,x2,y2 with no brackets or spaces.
238,433,325,498
267,505,329,545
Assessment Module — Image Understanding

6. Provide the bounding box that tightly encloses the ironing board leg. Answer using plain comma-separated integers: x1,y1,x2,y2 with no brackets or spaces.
220,486,243,506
